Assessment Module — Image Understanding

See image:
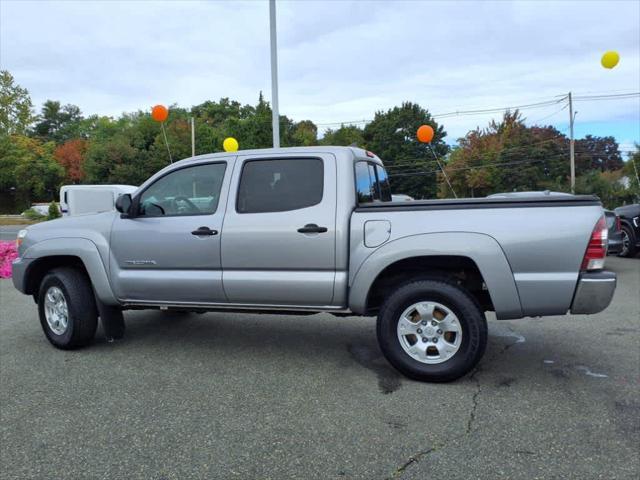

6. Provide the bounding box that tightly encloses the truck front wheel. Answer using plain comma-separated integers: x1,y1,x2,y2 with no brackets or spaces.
38,267,98,349
377,279,487,382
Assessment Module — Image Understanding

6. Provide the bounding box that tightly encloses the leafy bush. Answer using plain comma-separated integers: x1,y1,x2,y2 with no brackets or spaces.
22,208,46,220
47,201,61,220
0,241,18,278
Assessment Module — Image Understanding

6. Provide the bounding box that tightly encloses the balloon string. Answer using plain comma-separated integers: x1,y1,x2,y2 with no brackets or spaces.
161,122,173,163
428,144,457,198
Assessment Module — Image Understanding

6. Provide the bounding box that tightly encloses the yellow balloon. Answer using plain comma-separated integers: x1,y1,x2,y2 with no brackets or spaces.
601,51,620,69
223,137,239,152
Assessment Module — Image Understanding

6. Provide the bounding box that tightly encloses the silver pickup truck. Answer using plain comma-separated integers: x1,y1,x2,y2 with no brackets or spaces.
12,147,617,382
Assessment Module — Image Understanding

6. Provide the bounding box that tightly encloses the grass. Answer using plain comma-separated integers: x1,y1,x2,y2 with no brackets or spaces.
0,216,43,226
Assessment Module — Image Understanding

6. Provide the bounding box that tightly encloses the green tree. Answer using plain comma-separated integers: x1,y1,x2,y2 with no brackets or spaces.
363,102,448,199
0,135,63,200
0,70,34,136
47,201,61,220
33,100,84,143
291,120,318,146
319,125,365,146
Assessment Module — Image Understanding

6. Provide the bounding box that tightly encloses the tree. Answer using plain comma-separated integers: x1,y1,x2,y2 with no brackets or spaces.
363,102,448,199
0,135,63,199
319,125,365,146
0,70,34,136
443,111,570,197
291,120,318,146
33,100,84,143
575,135,624,172
54,139,88,183
47,201,61,220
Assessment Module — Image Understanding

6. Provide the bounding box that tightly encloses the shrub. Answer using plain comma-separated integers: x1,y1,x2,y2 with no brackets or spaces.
22,208,46,221
47,201,61,220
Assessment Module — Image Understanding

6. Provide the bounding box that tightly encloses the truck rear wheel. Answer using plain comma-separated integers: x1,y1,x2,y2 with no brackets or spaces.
38,267,98,349
377,279,487,382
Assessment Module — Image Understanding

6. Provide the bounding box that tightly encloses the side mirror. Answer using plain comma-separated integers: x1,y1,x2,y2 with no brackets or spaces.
115,194,133,217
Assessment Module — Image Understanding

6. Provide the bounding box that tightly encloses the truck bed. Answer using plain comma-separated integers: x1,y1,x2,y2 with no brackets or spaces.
356,195,601,212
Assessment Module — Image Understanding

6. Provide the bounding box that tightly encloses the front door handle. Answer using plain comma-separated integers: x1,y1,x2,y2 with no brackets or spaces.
191,226,218,236
297,223,328,234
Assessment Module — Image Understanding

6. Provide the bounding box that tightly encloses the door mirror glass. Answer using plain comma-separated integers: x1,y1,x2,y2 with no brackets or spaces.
115,194,132,215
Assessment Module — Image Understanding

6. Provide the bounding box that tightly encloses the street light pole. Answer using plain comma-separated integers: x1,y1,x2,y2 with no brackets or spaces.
569,92,575,194
191,116,195,158
269,0,280,148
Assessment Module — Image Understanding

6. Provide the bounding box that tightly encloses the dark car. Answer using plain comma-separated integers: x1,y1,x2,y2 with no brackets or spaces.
604,210,623,256
614,203,640,257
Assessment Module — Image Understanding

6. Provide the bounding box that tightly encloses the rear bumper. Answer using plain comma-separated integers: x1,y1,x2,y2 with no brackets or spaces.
570,271,616,314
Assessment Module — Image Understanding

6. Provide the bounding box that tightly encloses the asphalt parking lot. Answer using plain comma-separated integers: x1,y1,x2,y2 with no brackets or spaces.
1,257,638,480
0,226,22,242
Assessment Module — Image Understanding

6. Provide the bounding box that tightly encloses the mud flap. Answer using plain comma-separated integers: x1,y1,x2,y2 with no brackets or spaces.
96,299,125,341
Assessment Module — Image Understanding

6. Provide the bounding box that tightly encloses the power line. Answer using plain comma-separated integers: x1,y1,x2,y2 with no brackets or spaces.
389,149,637,178
314,91,639,128
526,103,569,124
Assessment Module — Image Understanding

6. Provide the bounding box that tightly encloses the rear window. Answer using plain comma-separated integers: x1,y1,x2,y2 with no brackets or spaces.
237,158,323,213
355,161,391,203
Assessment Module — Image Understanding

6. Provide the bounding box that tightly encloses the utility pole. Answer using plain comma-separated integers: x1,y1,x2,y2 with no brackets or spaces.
191,117,195,158
269,0,280,148
569,92,575,194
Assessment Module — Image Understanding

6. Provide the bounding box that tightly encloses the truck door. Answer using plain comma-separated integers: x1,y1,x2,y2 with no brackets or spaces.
221,154,337,306
109,160,231,304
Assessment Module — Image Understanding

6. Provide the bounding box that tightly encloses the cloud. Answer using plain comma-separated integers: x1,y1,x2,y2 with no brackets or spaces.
1,0,638,144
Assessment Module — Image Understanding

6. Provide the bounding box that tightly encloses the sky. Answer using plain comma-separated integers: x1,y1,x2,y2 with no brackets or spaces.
1,0,639,151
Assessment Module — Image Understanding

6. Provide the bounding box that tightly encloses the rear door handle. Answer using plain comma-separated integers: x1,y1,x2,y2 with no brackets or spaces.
191,226,218,236
297,223,328,234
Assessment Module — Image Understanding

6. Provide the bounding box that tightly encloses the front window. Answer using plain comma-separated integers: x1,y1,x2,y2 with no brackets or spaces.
139,163,226,216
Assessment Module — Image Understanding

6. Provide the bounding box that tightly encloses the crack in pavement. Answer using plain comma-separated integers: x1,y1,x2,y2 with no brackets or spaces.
388,447,439,479
386,328,523,479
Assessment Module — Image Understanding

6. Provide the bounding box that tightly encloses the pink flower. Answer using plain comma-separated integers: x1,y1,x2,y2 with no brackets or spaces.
0,241,18,279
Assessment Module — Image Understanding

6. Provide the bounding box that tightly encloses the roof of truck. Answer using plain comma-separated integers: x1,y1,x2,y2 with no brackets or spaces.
171,146,380,167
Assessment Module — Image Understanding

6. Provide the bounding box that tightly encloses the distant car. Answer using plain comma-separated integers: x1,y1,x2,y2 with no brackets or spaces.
60,185,137,217
604,210,623,256
614,203,640,257
391,194,414,202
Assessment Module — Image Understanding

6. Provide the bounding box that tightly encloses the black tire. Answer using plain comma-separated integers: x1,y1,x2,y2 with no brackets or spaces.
618,226,637,258
37,267,98,349
377,278,487,382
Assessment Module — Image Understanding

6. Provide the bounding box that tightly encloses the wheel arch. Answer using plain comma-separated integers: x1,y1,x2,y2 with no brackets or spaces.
22,238,118,305
348,232,523,319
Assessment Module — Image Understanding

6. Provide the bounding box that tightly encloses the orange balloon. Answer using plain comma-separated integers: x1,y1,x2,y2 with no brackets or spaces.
417,125,434,143
151,105,169,122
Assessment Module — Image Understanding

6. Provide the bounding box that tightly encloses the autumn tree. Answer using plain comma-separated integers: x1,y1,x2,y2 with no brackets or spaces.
442,111,569,197
575,135,624,172
54,139,88,183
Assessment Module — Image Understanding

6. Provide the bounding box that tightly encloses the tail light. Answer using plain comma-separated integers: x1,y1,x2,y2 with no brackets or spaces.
615,215,621,232
581,216,608,271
